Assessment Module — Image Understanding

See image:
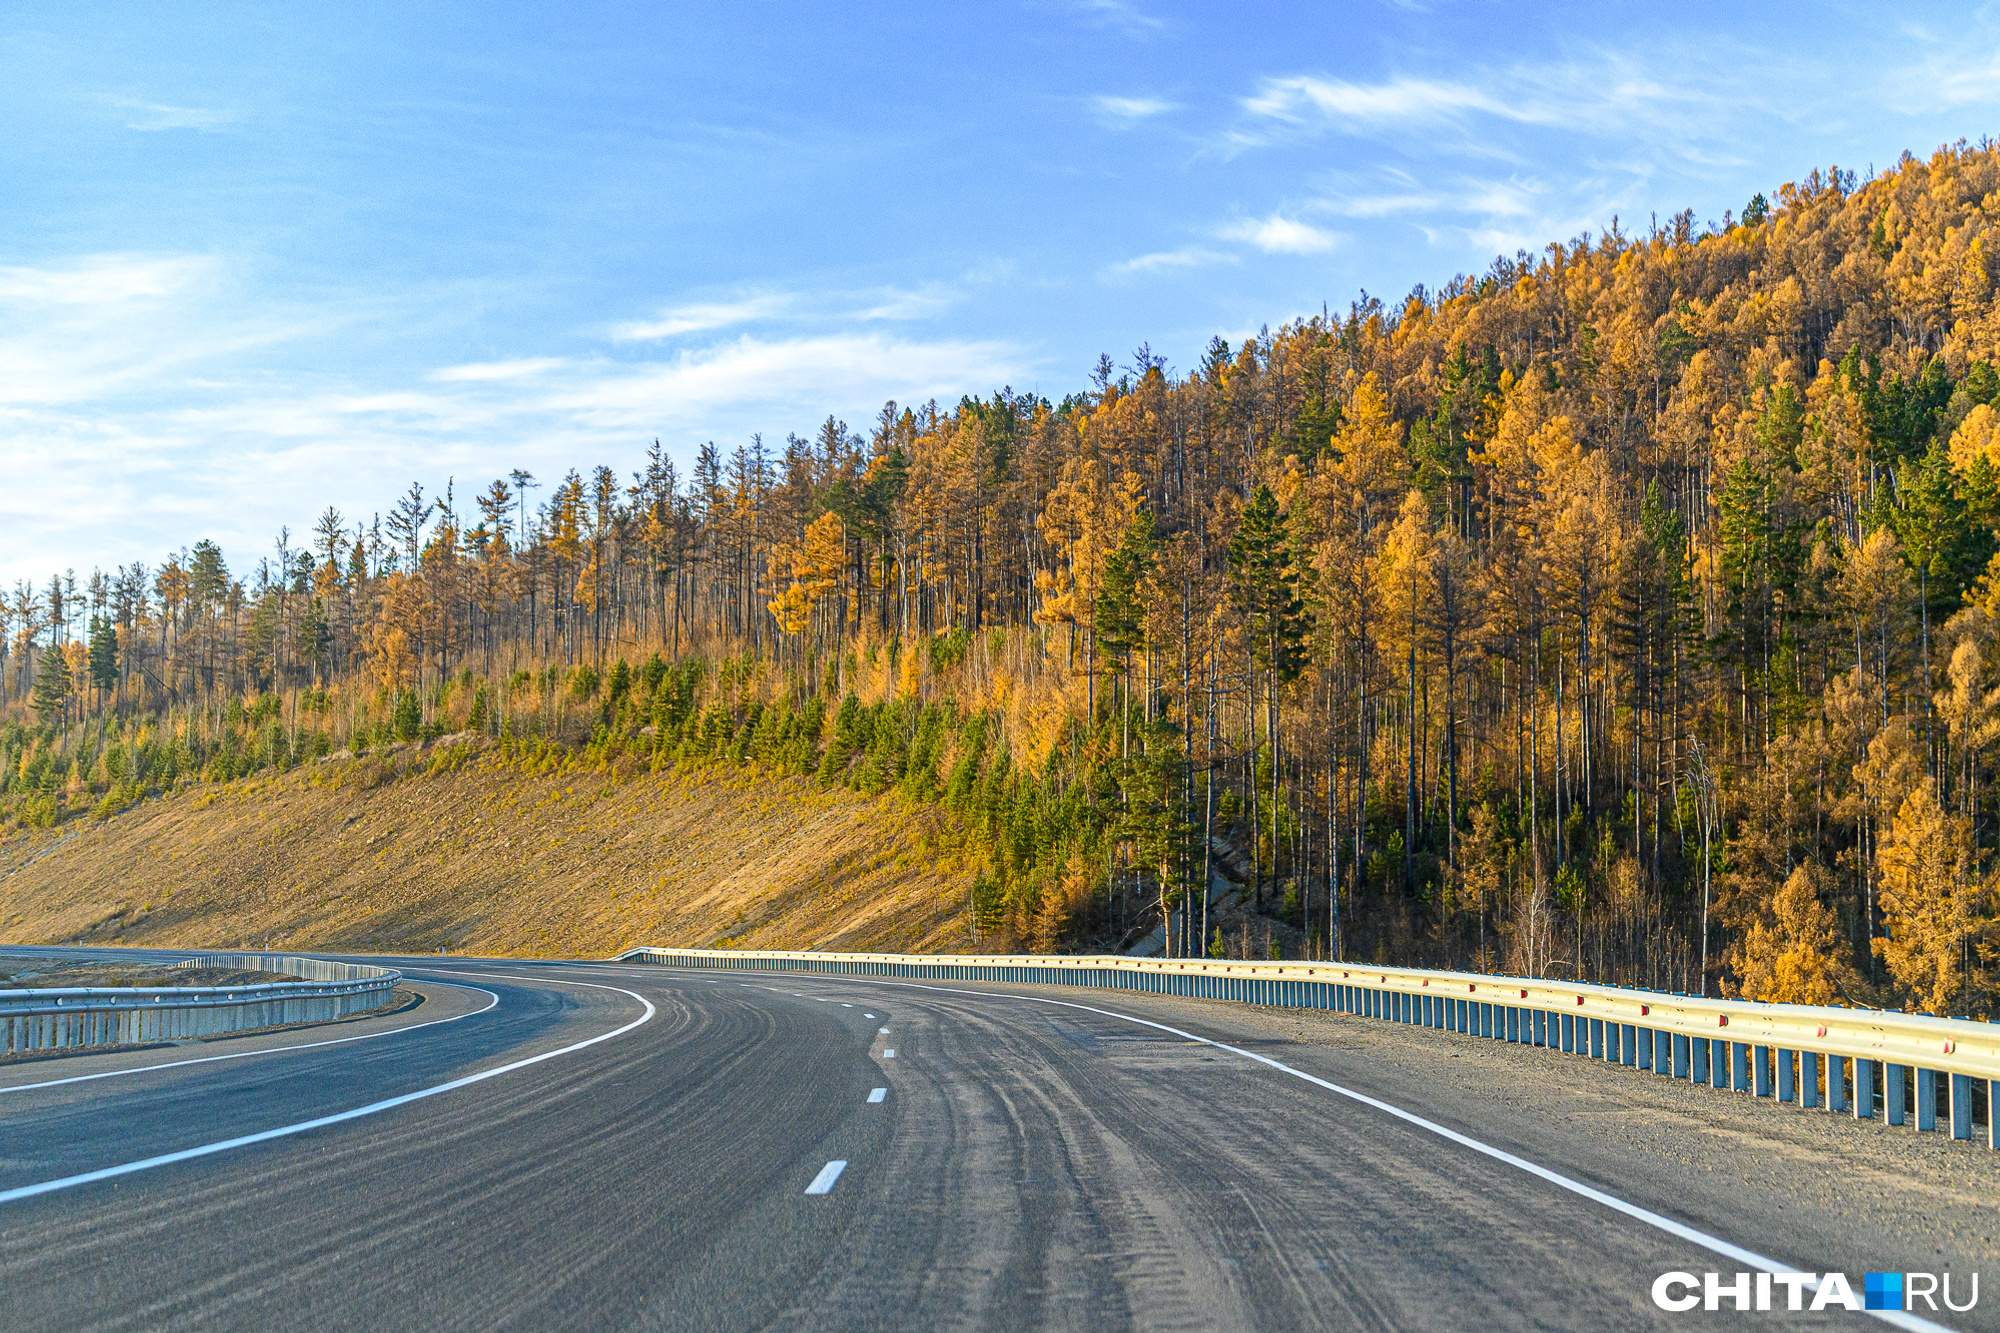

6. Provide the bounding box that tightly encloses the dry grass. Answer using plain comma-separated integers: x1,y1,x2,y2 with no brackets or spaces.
0,744,980,959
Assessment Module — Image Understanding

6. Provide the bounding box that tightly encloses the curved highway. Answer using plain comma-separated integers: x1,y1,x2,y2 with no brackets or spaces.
0,955,1989,1331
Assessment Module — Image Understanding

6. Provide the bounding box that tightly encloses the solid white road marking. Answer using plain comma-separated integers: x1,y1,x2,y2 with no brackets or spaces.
0,974,656,1207
651,965,1951,1333
0,981,501,1095
804,1160,847,1195
867,1087,886,1103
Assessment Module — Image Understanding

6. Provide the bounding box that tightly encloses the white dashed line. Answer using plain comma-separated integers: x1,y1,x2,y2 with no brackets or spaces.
883,1049,895,1059
879,1027,890,1034
868,1087,887,1103
805,1160,848,1195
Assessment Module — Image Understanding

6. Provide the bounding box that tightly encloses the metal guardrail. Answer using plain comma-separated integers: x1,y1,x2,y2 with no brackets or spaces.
617,946,2000,1148
0,952,401,1056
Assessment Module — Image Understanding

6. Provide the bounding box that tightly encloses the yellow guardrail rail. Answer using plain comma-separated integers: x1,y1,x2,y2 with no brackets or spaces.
614,946,2000,1146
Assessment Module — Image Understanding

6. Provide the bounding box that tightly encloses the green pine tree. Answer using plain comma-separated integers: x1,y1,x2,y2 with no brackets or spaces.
31,651,72,725
1228,485,1313,906
87,613,118,701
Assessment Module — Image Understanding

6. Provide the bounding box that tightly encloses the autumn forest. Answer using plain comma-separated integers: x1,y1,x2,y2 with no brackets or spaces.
12,142,2000,1015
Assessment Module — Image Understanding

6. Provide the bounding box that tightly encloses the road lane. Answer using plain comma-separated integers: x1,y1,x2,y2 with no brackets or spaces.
0,956,1987,1331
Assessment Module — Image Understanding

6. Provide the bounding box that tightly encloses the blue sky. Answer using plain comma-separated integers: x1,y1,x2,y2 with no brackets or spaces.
6,1,2000,593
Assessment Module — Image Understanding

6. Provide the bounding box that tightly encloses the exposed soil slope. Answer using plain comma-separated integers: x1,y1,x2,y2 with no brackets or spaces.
0,744,979,958
0,959,293,988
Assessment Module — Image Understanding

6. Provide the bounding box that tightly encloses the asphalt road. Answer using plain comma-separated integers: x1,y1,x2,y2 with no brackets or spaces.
0,952,1990,1331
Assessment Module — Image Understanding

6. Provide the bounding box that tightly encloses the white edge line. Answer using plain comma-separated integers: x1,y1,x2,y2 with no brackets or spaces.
648,966,1954,1333
0,979,501,1095
0,974,654,1206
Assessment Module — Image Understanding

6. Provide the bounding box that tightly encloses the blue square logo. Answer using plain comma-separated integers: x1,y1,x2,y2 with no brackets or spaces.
1865,1272,1903,1311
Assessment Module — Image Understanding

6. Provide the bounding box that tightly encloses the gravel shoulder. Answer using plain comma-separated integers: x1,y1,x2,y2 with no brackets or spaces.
927,978,2000,1289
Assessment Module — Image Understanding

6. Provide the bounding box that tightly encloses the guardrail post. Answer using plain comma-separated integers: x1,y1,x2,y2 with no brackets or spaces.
1732,1042,1749,1092
1534,1010,1547,1046
1886,1064,1906,1124
1951,1074,1973,1140
1918,1068,1938,1130
1989,1081,1999,1149
1589,1017,1604,1059
1561,1012,1575,1053
1801,1051,1821,1109
1776,1049,1794,1101
1854,1059,1874,1119
1693,1036,1711,1084
1674,1033,1691,1079
1621,1023,1637,1066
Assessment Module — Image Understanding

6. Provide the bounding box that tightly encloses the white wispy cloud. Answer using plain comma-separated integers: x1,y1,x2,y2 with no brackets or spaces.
0,253,214,306
430,357,567,383
1244,75,1520,127
1231,54,1701,153
854,283,958,321
1883,43,2000,110
1103,247,1235,277
1075,0,1163,36
1216,215,1341,254
0,254,325,409
0,255,1031,589
1458,179,1542,218
1311,191,1440,217
107,99,240,132
612,294,794,340
1093,94,1177,124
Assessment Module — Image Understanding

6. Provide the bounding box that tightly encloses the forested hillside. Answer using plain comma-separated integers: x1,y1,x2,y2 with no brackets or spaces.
13,142,2000,1012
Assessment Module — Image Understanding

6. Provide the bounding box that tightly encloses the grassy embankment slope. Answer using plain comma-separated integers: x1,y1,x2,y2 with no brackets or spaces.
0,739,979,957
